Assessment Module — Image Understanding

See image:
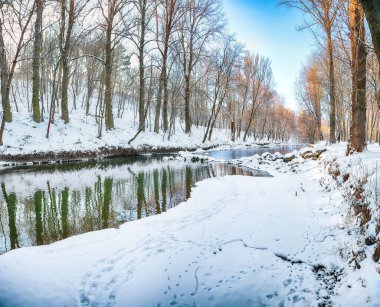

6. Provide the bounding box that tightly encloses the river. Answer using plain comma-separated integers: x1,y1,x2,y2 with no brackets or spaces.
0,146,300,254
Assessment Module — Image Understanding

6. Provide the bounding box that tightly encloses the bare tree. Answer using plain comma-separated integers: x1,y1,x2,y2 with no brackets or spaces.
0,0,34,144
178,0,224,133
235,54,251,139
202,35,241,143
154,0,181,133
243,53,273,142
99,0,128,130
280,0,345,143
295,59,323,140
124,0,156,134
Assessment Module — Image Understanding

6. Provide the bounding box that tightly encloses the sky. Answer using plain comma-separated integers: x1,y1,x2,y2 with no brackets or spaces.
223,0,315,110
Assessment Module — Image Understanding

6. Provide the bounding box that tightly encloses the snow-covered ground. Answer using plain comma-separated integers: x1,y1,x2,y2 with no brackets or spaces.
1,144,380,306
0,103,289,158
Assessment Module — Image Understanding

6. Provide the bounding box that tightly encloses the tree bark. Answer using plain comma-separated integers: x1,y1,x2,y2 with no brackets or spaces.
60,0,75,124
31,0,43,123
154,68,164,133
0,12,11,123
138,0,147,132
348,0,367,153
184,75,191,133
162,69,169,131
104,2,114,130
327,28,337,143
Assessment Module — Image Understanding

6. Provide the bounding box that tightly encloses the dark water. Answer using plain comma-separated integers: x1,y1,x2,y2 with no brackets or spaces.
0,155,266,254
204,145,303,160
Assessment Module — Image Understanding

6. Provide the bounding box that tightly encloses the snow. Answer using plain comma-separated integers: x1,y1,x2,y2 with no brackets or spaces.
0,101,293,159
1,144,380,306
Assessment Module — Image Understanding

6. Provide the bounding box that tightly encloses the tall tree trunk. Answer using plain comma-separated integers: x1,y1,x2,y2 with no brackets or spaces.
104,8,114,130
154,52,168,133
154,69,164,133
0,13,11,124
231,121,235,142
31,0,43,123
348,0,367,153
327,28,336,143
60,0,75,124
184,75,191,133
162,69,169,131
243,115,253,142
138,0,147,132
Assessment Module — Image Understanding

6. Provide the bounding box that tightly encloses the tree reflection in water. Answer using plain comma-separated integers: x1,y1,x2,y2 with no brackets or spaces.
0,156,259,254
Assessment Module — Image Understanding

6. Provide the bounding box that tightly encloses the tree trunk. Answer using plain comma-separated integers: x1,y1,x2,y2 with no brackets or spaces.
31,0,43,123
154,60,166,133
60,0,75,124
162,70,169,131
327,28,336,143
138,1,146,132
61,53,70,123
0,15,11,123
184,75,191,133
231,121,235,142
348,0,367,153
104,10,114,130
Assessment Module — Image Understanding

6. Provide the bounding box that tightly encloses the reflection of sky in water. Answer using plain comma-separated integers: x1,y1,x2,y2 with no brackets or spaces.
205,145,303,160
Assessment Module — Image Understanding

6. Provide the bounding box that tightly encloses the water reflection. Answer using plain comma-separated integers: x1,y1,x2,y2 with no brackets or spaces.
205,145,303,160
0,157,257,254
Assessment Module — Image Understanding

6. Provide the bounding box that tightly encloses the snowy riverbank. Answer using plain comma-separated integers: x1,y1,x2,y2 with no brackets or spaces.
0,110,291,165
1,144,380,306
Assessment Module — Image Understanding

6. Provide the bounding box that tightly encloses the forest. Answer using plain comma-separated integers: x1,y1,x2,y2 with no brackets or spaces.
0,0,378,151
0,0,300,149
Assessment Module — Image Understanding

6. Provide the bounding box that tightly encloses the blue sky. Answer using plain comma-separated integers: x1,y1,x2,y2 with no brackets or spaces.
222,0,315,109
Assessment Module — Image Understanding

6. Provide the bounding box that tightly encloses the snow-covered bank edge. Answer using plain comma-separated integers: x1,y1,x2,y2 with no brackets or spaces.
0,141,299,169
318,144,380,270
0,109,300,166
178,143,323,171
0,144,217,168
